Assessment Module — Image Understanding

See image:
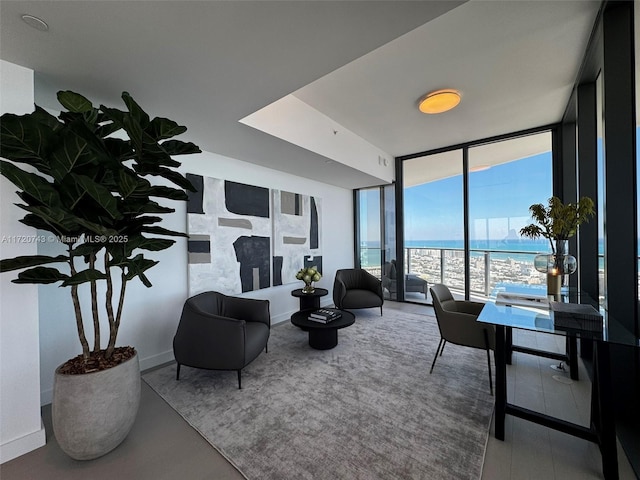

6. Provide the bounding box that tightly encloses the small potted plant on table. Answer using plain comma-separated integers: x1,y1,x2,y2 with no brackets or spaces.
520,196,595,296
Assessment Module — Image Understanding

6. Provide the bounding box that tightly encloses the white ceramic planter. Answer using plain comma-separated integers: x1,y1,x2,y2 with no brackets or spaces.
52,352,140,460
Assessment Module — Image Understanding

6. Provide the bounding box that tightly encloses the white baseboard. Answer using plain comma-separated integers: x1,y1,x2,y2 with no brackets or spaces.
0,419,46,464
139,350,175,372
41,387,52,406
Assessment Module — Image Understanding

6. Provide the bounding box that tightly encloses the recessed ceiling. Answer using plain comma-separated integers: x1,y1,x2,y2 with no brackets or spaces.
0,1,601,189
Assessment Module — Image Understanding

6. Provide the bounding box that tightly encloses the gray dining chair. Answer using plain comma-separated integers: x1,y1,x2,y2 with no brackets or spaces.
429,284,495,395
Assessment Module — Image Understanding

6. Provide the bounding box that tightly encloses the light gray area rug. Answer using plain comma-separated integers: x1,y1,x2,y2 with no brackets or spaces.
143,303,494,480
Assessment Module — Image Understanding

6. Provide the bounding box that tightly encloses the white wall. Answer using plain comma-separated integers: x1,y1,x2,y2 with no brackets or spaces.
37,142,354,404
0,60,46,463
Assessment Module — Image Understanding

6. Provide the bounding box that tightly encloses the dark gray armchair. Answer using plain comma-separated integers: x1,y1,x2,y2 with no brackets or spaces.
429,284,495,394
382,260,429,299
333,268,384,315
173,291,270,389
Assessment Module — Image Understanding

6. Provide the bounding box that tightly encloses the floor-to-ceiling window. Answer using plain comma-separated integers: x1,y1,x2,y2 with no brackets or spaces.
402,149,464,301
357,188,382,277
468,132,553,297
596,73,605,308
395,130,553,304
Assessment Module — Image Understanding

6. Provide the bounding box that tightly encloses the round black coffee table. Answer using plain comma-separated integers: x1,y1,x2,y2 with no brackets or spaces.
291,288,329,311
290,309,355,350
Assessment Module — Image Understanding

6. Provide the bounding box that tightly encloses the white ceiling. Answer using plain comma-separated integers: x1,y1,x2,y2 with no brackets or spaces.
0,1,602,189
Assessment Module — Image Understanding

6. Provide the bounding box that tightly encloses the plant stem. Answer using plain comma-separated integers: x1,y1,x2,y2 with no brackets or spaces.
106,269,127,358
89,252,100,352
104,250,116,357
68,244,90,362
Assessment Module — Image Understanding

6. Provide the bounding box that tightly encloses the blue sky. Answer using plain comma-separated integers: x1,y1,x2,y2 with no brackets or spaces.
404,153,553,242
363,127,639,246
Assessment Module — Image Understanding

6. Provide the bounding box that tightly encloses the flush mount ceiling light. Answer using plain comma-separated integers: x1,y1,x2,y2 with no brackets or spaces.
418,89,461,114
21,14,49,32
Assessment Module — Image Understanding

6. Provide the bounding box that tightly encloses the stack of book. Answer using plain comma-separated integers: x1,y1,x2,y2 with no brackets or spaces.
308,308,342,324
550,301,603,332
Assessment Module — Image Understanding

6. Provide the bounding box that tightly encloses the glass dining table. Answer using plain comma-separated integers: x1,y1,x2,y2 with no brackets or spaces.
477,300,639,480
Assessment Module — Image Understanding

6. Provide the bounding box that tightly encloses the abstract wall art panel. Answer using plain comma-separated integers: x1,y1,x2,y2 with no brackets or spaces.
186,174,271,295
272,189,322,286
186,175,322,294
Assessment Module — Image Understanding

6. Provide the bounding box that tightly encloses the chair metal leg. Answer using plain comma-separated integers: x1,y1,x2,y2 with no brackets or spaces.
380,306,383,316
430,337,445,373
237,370,242,389
439,340,446,356
265,342,268,354
176,363,181,380
483,329,493,395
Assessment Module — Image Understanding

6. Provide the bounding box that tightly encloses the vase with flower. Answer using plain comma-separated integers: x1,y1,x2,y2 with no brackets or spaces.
520,196,595,297
296,266,322,294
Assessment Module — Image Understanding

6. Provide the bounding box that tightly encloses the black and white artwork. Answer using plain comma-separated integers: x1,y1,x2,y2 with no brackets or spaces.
186,175,322,296
272,189,322,286
187,175,271,295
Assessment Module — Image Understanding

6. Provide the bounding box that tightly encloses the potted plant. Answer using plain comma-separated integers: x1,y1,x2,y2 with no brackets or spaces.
520,196,595,295
295,266,321,293
0,91,200,459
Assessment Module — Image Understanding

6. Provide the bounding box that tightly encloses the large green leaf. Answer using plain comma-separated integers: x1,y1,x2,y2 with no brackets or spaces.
0,255,68,272
147,117,187,141
61,268,107,286
57,91,93,113
97,121,124,139
104,138,134,162
19,204,83,233
73,217,119,237
13,266,69,284
100,106,127,129
139,148,181,167
136,237,175,251
121,92,150,129
135,185,188,201
141,225,188,237
135,166,196,191
0,160,62,207
121,199,174,215
71,242,105,257
118,170,139,198
160,140,202,156
123,254,158,286
72,173,121,219
121,173,152,198
49,130,94,182
123,115,144,152
19,214,70,237
0,113,54,173
32,106,63,132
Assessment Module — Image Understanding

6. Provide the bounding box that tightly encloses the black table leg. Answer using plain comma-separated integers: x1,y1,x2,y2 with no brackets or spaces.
495,325,507,441
506,326,513,365
567,335,579,380
308,328,338,350
593,341,619,479
299,296,321,311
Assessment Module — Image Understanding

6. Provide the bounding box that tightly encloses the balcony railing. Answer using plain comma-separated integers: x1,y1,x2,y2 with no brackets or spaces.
360,246,609,303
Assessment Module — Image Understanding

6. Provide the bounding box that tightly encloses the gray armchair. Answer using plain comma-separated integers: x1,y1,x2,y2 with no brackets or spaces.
382,260,429,299
429,284,495,394
173,291,270,389
333,268,384,315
